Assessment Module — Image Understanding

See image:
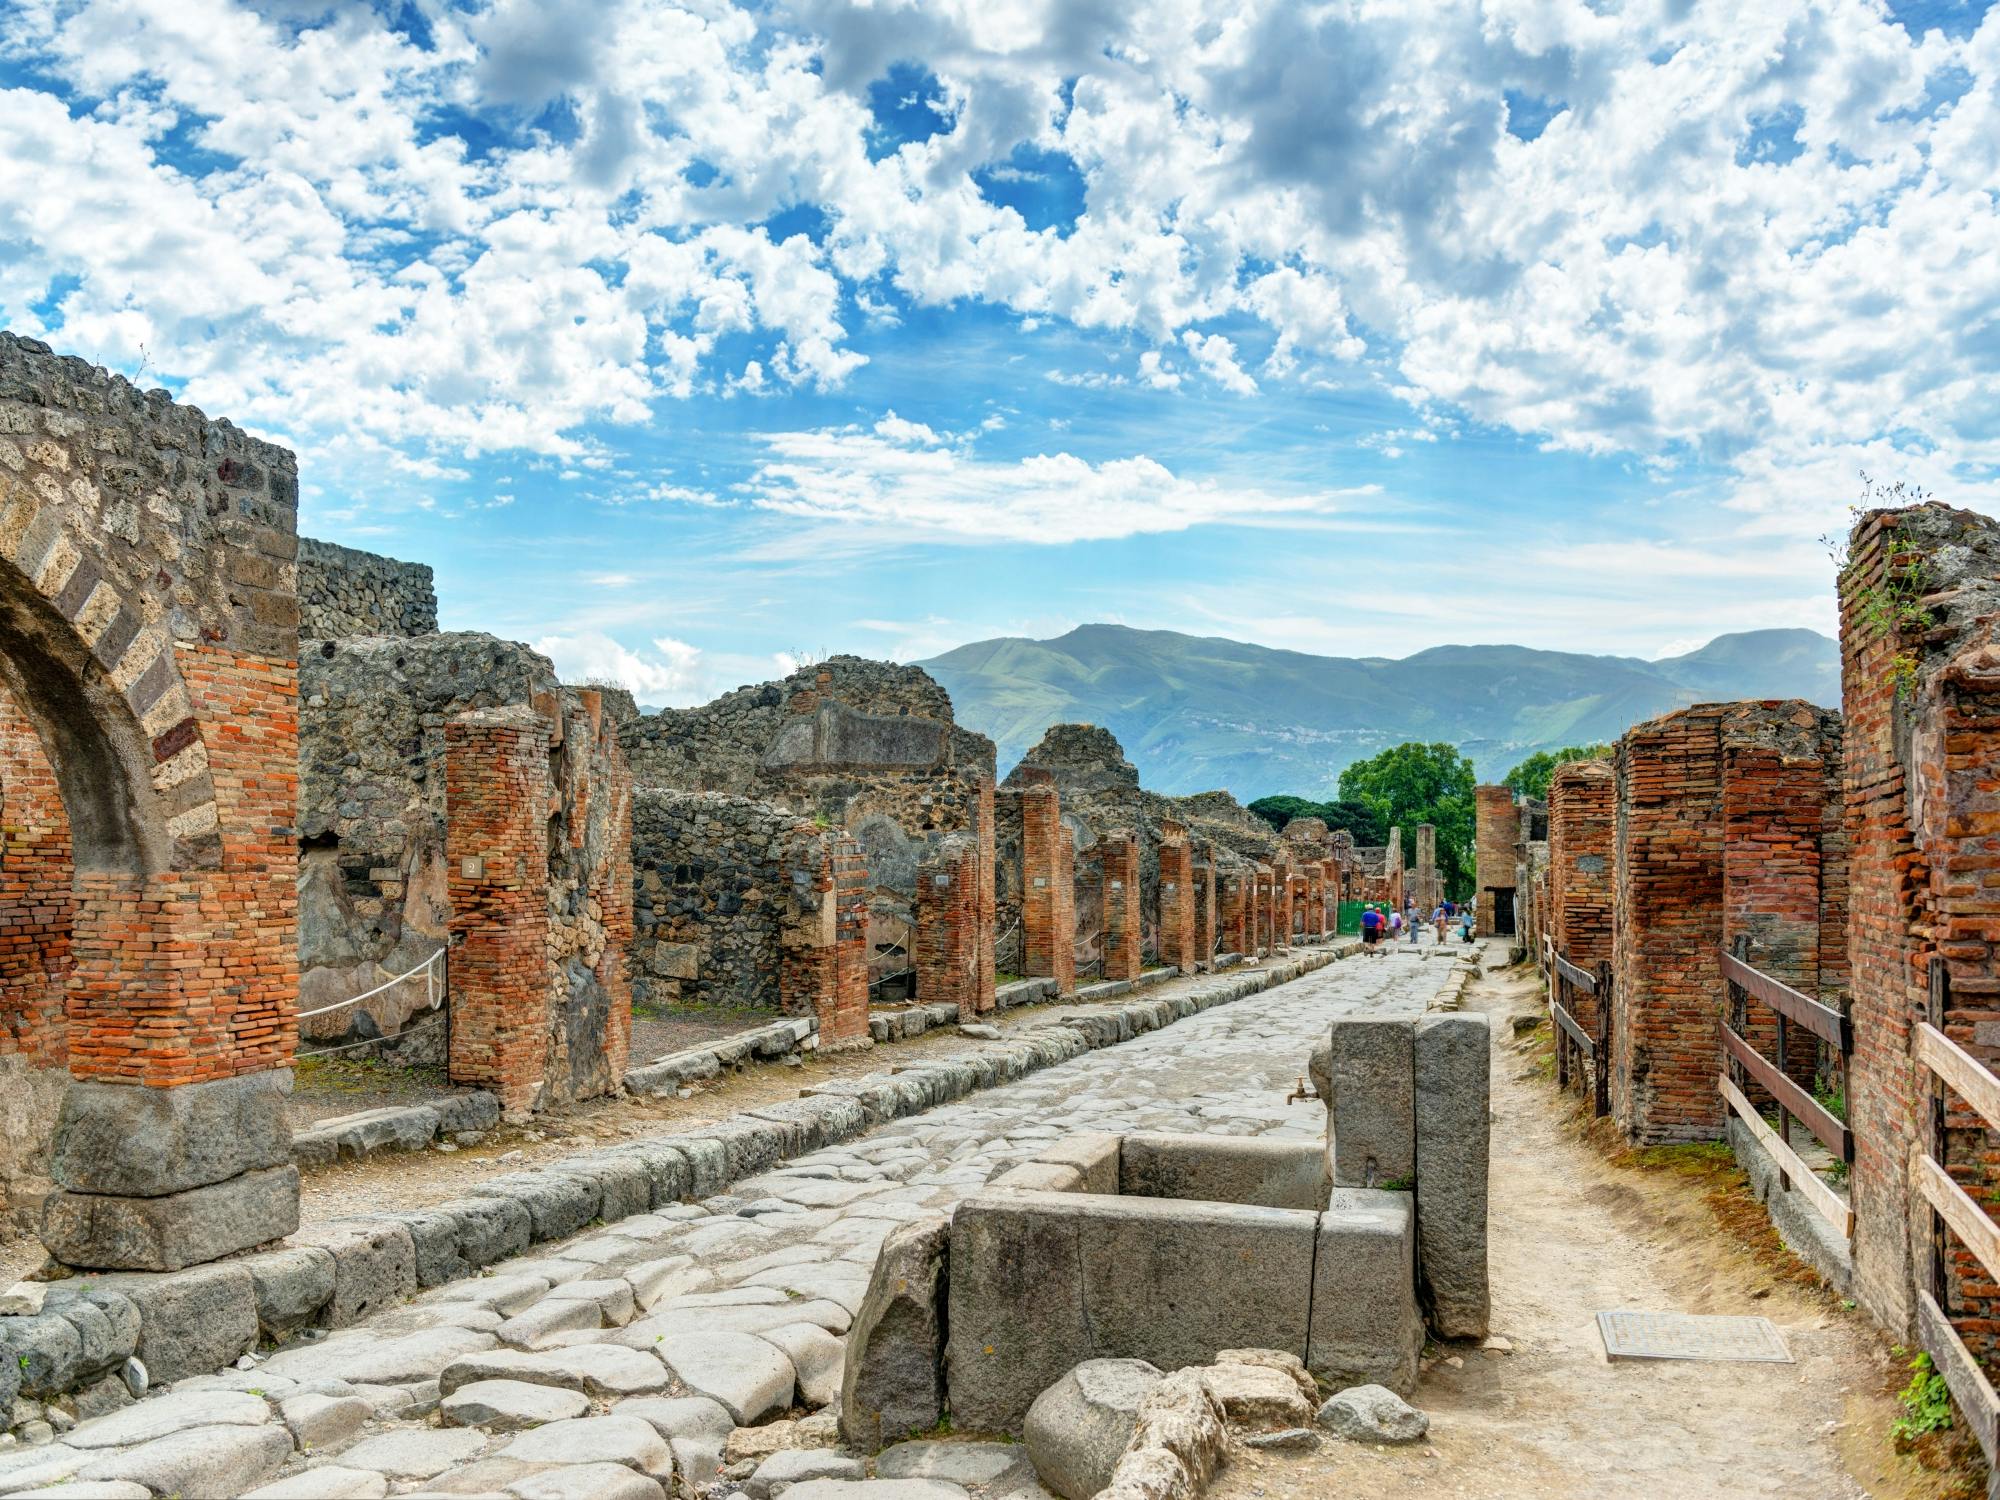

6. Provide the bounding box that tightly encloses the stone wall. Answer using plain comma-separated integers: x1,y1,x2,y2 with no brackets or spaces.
622,656,996,996
297,537,437,639
629,789,870,1044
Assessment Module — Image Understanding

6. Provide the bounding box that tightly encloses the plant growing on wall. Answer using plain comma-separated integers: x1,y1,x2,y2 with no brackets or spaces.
1502,744,1614,801
1824,474,1936,693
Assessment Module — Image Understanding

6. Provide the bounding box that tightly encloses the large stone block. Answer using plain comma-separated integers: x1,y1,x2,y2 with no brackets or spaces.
1314,1020,1415,1188
1414,1013,1491,1340
1024,1358,1162,1500
290,1217,418,1325
93,1261,260,1383
841,1214,950,1453
1307,1190,1423,1394
241,1246,337,1341
50,1072,294,1198
1119,1133,1326,1211
41,1165,301,1272
433,1195,533,1269
946,1189,1317,1435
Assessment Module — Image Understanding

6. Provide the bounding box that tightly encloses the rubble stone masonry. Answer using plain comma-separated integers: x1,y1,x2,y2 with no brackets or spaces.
298,536,438,638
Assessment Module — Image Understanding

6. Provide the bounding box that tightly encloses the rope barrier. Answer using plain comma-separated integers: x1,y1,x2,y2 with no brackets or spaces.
295,948,445,1020
296,1005,447,1060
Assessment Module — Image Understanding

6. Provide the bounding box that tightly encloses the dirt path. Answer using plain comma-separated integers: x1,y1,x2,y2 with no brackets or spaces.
1214,953,1960,1500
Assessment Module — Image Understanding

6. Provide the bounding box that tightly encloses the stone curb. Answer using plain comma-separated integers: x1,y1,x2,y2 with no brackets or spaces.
291,1092,501,1169
624,1015,819,1096
1,940,1358,1427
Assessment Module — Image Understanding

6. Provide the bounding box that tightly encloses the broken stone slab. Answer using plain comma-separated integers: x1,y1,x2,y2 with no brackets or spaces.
73,1422,293,1497
1414,1012,1491,1341
50,1072,293,1199
292,1105,441,1165
1316,1383,1429,1444
1028,1133,1120,1194
839,1214,949,1453
465,1173,601,1244
1194,1363,1315,1429
500,1414,674,1480
1313,1018,1415,1189
1102,1368,1229,1500
652,1331,794,1424
442,1378,592,1430
337,1425,491,1478
40,1165,302,1273
782,1484,968,1500
429,1272,553,1318
434,1092,501,1135
1022,1359,1161,1500
612,1393,731,1483
495,1295,606,1350
262,1327,497,1386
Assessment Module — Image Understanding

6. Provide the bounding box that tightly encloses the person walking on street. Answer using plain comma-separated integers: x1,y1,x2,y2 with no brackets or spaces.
1361,903,1382,951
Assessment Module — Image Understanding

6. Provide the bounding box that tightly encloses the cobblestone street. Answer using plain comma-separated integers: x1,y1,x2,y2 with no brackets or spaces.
0,948,1462,1499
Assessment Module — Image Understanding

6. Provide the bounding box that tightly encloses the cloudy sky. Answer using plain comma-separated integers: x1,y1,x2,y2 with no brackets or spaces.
3,0,1997,704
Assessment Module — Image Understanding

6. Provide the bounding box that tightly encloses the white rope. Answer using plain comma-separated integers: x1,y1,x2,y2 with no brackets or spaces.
297,1005,447,1060
295,948,445,1020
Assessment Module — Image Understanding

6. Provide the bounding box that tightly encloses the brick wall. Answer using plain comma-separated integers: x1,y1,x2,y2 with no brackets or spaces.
1220,868,1250,956
1192,856,1216,966
0,685,70,1069
916,831,994,1020
1098,833,1142,981
779,825,871,1046
1254,865,1275,954
1476,787,1517,936
1017,779,1075,995
445,709,552,1115
1157,825,1196,972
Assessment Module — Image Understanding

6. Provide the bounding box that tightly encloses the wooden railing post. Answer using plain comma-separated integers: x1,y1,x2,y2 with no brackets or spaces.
1594,959,1613,1118
1554,962,1571,1092
1932,954,1952,1315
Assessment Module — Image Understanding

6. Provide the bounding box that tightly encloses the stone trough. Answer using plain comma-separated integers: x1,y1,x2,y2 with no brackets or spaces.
844,1010,1490,1446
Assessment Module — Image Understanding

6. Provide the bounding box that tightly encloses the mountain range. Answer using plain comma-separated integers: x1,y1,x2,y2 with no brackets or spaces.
917,624,1840,800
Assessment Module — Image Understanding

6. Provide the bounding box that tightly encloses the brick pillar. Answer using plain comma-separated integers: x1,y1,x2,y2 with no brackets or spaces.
1019,782,1075,996
1611,706,1727,1144
1548,760,1614,1032
1415,823,1438,913
1303,866,1323,939
583,692,635,1088
1254,865,1275,953
780,824,871,1046
917,832,993,1020
1272,858,1294,950
0,686,71,1069
976,777,996,1014
1192,856,1216,968
1098,833,1141,981
1475,789,1516,936
1220,869,1248,956
446,708,553,1116
1158,828,1195,972
1722,706,1843,1087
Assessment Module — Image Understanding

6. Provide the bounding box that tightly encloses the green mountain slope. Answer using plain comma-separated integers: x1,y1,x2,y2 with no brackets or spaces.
918,625,1839,798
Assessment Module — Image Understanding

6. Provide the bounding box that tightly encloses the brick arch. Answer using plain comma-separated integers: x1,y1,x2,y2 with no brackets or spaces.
0,501,214,876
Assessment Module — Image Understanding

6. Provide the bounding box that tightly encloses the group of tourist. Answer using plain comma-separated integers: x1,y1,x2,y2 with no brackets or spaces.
1358,896,1475,950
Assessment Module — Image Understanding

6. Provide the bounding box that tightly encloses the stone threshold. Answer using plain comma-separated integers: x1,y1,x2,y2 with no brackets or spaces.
0,941,1358,1427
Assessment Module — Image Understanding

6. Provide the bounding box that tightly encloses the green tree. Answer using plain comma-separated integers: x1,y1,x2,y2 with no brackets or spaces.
1338,742,1477,899
1247,795,1387,845
1502,744,1614,801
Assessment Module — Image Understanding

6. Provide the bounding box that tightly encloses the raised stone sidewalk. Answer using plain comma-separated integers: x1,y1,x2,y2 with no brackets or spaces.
0,945,1472,1499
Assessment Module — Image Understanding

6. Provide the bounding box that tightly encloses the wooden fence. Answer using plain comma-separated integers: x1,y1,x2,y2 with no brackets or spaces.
1542,933,1611,1117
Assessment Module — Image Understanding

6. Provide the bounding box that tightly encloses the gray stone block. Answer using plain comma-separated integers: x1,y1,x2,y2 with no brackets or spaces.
432,1195,532,1269
41,1294,122,1377
660,1135,730,1197
92,1261,260,1383
1726,1115,1854,1295
841,1214,949,1453
41,1164,301,1272
380,1209,468,1287
1119,1133,1327,1211
241,1247,337,1342
946,1189,1317,1435
1031,1133,1121,1194
435,1092,501,1134
75,1422,291,1496
0,1312,82,1395
704,1120,790,1180
567,1155,655,1221
467,1172,601,1243
1024,1358,1161,1500
609,1144,692,1208
746,1096,868,1154
1316,1019,1415,1189
1307,1190,1423,1394
1414,1013,1491,1340
291,1217,418,1326
50,1072,293,1198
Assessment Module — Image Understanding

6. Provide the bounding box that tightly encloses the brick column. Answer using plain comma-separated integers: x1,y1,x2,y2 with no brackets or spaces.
446,707,553,1117
1192,856,1215,967
1019,782,1075,996
1475,790,1516,936
1158,827,1195,972
1548,760,1614,1032
780,826,871,1046
1219,869,1248,956
917,832,994,1020
1098,833,1141,981
1254,865,1274,954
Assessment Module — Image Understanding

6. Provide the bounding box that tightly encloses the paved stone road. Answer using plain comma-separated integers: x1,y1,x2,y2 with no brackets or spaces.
0,949,1464,1500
